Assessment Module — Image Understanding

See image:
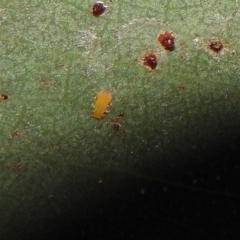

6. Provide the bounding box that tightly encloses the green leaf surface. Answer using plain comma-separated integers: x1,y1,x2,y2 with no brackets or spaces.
0,0,240,239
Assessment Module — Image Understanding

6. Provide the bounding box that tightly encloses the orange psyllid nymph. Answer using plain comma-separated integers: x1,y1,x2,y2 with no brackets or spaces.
93,90,112,119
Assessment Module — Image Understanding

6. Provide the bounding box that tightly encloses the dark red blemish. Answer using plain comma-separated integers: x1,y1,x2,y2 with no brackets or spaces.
158,31,175,51
113,123,122,132
143,52,158,70
1,94,8,100
208,38,223,53
92,1,107,17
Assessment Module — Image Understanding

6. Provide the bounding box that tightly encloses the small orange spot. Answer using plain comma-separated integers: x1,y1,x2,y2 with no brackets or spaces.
93,90,112,119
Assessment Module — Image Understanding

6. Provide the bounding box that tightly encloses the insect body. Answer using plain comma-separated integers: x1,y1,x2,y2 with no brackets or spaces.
158,31,175,51
143,52,158,70
92,1,107,17
93,90,112,119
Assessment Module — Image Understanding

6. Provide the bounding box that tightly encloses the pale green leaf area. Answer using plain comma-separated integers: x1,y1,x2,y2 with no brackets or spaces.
0,0,240,239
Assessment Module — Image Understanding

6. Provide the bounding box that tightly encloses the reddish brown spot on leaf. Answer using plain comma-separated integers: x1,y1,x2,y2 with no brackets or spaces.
118,112,124,118
11,130,21,138
143,52,158,70
16,163,21,169
178,86,185,91
92,1,107,17
1,94,8,100
41,79,50,86
158,31,175,51
110,113,125,132
113,123,122,132
180,53,187,60
208,38,223,53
